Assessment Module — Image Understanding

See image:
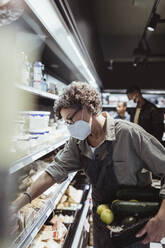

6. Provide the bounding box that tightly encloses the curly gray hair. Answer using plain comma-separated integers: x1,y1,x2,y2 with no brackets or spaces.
54,81,102,119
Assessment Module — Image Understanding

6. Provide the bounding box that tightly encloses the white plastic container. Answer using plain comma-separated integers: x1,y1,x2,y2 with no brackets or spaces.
33,61,44,90
29,111,50,133
20,111,50,134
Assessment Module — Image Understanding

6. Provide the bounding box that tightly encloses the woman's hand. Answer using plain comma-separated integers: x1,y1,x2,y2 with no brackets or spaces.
137,199,165,244
136,215,165,244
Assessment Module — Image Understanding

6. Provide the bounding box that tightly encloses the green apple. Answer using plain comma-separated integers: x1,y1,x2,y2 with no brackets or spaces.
96,204,109,215
100,209,114,225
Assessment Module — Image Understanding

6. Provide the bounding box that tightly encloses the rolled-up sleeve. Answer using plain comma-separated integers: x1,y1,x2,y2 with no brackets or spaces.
46,138,81,183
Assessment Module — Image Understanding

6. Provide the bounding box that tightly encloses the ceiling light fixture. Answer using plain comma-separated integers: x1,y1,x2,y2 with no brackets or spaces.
133,0,165,63
147,13,160,32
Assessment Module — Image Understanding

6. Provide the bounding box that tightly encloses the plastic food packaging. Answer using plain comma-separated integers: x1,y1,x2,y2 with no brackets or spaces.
20,111,50,133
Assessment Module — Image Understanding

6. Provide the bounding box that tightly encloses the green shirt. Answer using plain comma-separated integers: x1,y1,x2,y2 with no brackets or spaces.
46,112,165,197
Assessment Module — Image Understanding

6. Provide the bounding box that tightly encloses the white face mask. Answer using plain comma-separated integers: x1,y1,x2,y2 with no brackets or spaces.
67,120,91,140
128,99,137,108
67,108,91,140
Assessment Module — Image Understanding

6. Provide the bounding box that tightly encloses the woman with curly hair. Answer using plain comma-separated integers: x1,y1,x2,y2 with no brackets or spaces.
12,81,165,248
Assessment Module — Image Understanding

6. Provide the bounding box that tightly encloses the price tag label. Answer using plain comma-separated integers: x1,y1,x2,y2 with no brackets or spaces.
10,162,24,173
32,151,46,161
84,219,90,232
32,154,39,162
31,227,39,239
40,150,47,157
46,208,52,217
17,162,24,169
47,147,53,153
53,144,58,150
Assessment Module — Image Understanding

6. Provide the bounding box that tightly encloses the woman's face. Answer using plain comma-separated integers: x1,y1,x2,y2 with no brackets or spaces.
60,107,91,125
60,107,93,140
60,107,81,125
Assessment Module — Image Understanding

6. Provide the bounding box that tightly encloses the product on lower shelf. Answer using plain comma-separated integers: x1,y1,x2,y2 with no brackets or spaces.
50,214,74,224
29,225,61,248
89,214,94,246
57,185,83,210
29,220,67,247
29,208,76,247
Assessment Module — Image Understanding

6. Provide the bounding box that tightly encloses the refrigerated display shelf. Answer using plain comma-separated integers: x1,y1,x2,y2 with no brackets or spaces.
71,187,92,248
102,104,137,108
9,136,69,174
102,104,165,108
16,84,59,100
102,104,116,108
11,172,77,248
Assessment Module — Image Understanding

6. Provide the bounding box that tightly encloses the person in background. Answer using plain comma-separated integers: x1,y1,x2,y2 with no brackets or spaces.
11,82,165,248
114,101,130,121
126,86,164,144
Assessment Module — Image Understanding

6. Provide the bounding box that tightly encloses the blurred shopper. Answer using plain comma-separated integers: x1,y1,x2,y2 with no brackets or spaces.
126,86,164,144
11,82,165,248
114,101,130,121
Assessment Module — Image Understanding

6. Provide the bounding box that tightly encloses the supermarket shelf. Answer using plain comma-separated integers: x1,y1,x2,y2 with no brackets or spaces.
71,187,92,248
103,104,165,108
16,84,59,100
156,105,165,109
9,136,69,174
102,104,136,108
103,89,165,94
11,172,77,248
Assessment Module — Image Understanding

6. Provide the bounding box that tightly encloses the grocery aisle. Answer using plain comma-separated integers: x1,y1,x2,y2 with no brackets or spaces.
1,0,165,248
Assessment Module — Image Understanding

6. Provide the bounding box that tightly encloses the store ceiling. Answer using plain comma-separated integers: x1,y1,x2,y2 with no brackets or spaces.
88,0,165,89
92,0,165,61
5,0,165,89
58,0,165,89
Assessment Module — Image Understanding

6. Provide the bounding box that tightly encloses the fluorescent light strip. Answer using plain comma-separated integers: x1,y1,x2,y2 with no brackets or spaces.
67,35,98,87
67,35,88,69
85,66,96,81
